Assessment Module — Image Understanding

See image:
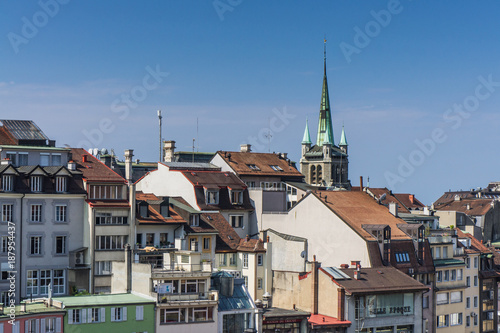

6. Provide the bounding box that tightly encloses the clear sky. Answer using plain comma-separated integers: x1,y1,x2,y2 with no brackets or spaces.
1,1,500,205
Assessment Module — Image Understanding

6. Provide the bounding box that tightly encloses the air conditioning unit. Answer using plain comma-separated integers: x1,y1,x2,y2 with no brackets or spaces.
75,252,84,265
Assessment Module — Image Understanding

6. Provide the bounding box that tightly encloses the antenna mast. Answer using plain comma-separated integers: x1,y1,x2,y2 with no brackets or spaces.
158,110,162,162
265,117,272,152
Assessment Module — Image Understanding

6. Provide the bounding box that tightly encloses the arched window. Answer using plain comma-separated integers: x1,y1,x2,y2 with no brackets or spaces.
310,165,316,184
316,165,322,185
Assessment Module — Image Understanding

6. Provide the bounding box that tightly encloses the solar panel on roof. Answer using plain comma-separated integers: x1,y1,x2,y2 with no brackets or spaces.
0,120,49,141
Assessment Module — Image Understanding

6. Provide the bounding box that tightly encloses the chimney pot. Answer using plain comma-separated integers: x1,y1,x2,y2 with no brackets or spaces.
360,176,363,190
240,144,252,153
163,140,176,162
82,154,87,163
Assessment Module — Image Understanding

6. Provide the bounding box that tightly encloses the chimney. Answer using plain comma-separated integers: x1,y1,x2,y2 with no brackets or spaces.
359,176,363,191
389,202,398,217
311,255,319,315
1,158,12,166
124,149,134,184
125,244,132,293
340,264,349,269
409,194,414,204
354,271,360,280
67,160,76,171
338,288,346,321
245,235,250,242
82,154,88,163
100,154,112,167
163,140,176,162
240,144,252,153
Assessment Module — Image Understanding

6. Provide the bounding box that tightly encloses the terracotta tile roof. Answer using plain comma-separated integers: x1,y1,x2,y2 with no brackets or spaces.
366,188,410,213
136,191,186,225
394,193,426,210
215,151,303,178
185,217,218,234
389,240,435,274
314,191,411,241
0,126,16,145
201,212,240,252
332,267,428,294
456,229,491,253
308,314,351,328
237,238,266,253
434,191,475,205
86,200,129,208
70,148,126,183
434,198,492,216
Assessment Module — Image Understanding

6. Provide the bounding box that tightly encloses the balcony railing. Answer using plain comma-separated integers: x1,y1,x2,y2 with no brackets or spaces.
157,291,218,304
152,262,213,273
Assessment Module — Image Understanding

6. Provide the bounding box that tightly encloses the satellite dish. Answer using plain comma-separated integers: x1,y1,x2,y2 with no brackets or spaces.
300,251,306,258
379,193,387,201
101,148,108,155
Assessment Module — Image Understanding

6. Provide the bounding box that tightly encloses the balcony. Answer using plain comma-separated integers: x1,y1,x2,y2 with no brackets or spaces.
157,290,218,305
151,251,212,279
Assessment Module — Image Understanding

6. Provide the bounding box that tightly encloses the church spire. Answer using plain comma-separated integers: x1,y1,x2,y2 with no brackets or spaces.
302,118,312,144
339,125,348,146
316,38,334,146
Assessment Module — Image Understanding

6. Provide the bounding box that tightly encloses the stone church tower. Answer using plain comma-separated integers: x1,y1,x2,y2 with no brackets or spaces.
300,43,350,188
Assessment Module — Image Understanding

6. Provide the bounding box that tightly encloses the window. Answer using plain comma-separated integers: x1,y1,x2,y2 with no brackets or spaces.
31,176,43,192
395,252,410,263
95,235,126,250
51,154,61,166
55,205,67,222
2,175,13,192
145,233,155,246
246,164,260,171
257,278,263,290
230,215,243,228
437,271,442,282
474,314,478,325
466,257,470,268
30,236,41,255
257,254,263,266
192,307,212,322
246,181,256,188
269,165,283,171
474,275,478,286
136,306,144,321
444,270,449,281
89,185,122,199
244,276,248,288
466,297,470,308
160,233,168,246
229,253,237,266
111,307,126,322
40,154,50,166
451,269,456,281
190,214,199,226
473,296,478,307
450,313,462,326
437,314,449,327
96,261,111,275
55,176,66,192
474,257,478,268
442,246,448,258
2,204,13,222
203,237,210,250
1,236,7,253
435,247,441,259
27,270,39,295
55,236,66,254
26,319,37,333
466,276,470,287
423,296,429,309
18,153,28,166
219,253,227,266
243,253,248,268
466,315,470,327
436,292,449,305
69,309,82,324
206,190,219,204
6,153,16,166
231,190,243,204
53,270,64,294
90,308,104,323
450,291,462,303
160,308,186,323
457,269,463,281
40,270,52,295
190,238,199,252
45,317,56,332
95,213,127,225
30,204,42,222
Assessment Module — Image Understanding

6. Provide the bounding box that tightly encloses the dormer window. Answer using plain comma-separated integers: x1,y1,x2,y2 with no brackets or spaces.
231,190,243,205
270,165,283,172
206,190,219,205
55,176,67,193
2,175,13,192
31,176,42,192
190,215,199,227
138,202,148,218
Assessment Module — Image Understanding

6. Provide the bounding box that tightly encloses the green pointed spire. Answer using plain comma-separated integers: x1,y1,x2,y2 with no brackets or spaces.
302,118,312,144
339,125,348,146
323,121,332,145
316,39,334,146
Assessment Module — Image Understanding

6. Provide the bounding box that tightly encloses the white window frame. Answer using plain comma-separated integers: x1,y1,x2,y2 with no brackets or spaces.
31,175,43,192
55,176,67,193
2,175,13,192
231,190,243,204
30,236,41,255
257,254,263,266
55,205,67,223
243,253,248,268
206,190,219,205
30,204,42,222
230,215,243,228
257,278,263,290
111,307,127,322
190,214,199,226
96,261,112,275
2,204,13,222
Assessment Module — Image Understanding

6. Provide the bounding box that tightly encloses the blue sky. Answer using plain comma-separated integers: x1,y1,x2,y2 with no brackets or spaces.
1,1,500,204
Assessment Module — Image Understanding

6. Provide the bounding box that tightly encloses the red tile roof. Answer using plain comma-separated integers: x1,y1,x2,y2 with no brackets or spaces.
201,212,241,252
237,238,266,253
314,191,411,241
456,228,491,253
136,192,186,225
70,148,126,183
366,188,410,213
394,193,426,210
215,151,303,178
434,198,492,216
308,314,351,328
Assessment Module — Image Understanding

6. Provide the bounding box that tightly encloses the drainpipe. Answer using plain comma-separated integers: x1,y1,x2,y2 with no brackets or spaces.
19,193,25,303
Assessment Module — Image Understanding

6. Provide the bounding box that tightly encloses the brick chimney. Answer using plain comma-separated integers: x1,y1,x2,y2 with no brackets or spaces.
163,140,176,162
409,194,414,204
311,255,319,314
338,288,346,321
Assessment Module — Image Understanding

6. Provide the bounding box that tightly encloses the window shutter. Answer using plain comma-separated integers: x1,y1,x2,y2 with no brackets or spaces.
101,308,106,322
13,323,19,333
123,307,127,321
87,308,92,323
68,310,73,324
40,319,45,333
24,322,28,333
35,319,39,333
81,309,87,323
111,307,115,322
0,323,3,333
136,306,144,321
56,318,62,333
